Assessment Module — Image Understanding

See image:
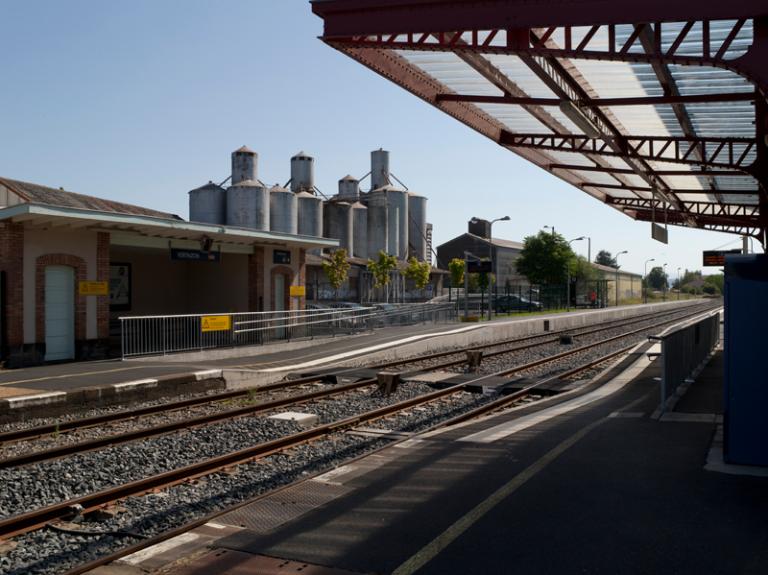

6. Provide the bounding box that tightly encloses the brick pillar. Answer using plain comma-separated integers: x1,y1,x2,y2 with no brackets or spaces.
0,223,24,355
296,248,307,311
96,232,110,340
248,247,264,312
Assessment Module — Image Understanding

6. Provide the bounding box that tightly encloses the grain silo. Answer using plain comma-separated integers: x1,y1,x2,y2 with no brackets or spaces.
189,181,226,225
380,186,408,260
324,200,353,254
370,149,390,190
338,175,360,201
290,152,315,192
408,192,428,261
297,191,322,237
270,185,298,234
231,146,257,185
226,180,269,230
366,189,389,257
352,201,368,259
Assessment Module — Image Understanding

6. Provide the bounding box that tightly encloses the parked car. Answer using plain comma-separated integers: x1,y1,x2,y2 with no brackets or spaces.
495,295,542,312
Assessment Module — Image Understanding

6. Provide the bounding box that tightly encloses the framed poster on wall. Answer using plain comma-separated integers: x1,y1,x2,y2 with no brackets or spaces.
109,263,131,311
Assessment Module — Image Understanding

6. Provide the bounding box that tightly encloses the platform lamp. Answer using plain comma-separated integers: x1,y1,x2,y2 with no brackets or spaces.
615,250,628,307
677,267,682,300
471,216,510,321
643,258,655,304
543,225,555,236
567,237,587,311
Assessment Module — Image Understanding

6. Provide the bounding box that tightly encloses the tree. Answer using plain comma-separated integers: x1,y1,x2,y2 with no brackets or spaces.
516,231,575,284
703,274,723,295
569,255,601,282
594,250,618,268
404,257,431,290
448,258,465,300
646,266,668,290
367,251,398,301
322,249,351,300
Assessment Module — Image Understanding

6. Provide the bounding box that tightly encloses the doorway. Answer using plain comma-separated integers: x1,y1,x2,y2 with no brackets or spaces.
44,266,75,361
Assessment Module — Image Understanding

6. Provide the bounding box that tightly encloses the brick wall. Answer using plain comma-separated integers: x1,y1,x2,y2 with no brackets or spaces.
96,232,110,339
248,247,264,312
0,223,24,351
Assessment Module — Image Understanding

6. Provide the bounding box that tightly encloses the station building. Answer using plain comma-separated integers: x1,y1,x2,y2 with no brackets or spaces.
0,177,333,367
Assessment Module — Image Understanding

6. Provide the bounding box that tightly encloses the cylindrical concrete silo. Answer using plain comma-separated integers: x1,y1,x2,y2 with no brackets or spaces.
366,189,388,257
231,146,258,185
297,191,322,237
384,186,408,260
226,180,269,230
338,175,360,201
290,152,315,193
324,200,353,254
269,185,298,234
370,149,390,191
408,192,428,261
189,181,226,225
352,201,368,259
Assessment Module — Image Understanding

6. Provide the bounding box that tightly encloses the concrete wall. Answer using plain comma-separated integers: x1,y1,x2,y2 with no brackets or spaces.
23,229,99,342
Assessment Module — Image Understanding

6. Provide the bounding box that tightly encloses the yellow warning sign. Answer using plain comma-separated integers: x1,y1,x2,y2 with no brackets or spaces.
201,315,231,332
289,285,306,297
78,281,109,296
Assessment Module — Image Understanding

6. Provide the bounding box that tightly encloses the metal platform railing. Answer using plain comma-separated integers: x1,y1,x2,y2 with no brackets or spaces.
653,308,721,414
119,303,456,359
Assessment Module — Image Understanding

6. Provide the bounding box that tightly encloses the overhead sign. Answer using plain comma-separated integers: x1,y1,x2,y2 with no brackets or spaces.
171,248,220,262
273,249,291,264
289,285,306,297
651,223,668,244
467,260,492,274
79,281,109,296
703,249,741,267
201,315,231,332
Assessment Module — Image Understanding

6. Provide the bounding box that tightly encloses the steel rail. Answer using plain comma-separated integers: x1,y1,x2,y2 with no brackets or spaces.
0,303,704,446
0,303,710,463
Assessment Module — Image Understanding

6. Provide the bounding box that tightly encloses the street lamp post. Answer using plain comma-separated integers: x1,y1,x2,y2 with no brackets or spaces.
567,237,587,311
662,263,668,301
471,216,510,321
543,225,555,236
677,267,682,300
643,258,655,304
615,250,628,307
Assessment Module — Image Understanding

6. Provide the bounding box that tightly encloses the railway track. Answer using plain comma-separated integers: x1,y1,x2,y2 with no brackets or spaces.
0,300,710,448
0,302,720,575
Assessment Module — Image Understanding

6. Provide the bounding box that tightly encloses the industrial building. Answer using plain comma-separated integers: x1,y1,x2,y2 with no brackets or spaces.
189,147,432,264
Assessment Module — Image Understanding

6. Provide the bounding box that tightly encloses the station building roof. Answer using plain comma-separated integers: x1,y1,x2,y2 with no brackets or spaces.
312,0,768,244
0,177,336,251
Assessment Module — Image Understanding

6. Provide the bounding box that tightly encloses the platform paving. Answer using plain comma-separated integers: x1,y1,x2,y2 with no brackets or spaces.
150,345,768,575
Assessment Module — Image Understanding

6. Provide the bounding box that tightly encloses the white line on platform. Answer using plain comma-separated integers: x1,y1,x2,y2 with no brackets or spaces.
457,349,653,444
119,532,200,565
258,324,484,373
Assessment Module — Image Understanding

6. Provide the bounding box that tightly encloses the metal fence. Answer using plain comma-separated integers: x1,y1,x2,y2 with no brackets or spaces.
655,309,721,414
120,303,456,359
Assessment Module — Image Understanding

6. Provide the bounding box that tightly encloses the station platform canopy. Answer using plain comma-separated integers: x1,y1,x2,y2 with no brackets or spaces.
312,0,768,246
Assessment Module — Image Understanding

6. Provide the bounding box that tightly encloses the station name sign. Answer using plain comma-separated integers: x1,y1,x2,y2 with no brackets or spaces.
702,249,741,267
171,248,220,263
467,260,492,274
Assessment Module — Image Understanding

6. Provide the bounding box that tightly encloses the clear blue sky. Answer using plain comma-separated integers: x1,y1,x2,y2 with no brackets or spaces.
0,1,758,276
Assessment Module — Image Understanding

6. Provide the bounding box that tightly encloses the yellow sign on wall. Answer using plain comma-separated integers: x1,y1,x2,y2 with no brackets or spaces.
289,285,306,297
201,315,232,332
78,281,109,296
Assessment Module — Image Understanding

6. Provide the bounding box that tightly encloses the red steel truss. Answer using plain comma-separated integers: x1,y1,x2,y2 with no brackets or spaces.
313,0,768,243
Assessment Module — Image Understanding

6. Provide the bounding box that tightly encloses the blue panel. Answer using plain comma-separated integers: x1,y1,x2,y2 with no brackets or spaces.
724,254,768,465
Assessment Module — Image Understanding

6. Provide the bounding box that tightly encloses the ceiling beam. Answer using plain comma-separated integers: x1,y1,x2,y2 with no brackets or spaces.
582,183,760,194
549,164,746,177
436,92,757,107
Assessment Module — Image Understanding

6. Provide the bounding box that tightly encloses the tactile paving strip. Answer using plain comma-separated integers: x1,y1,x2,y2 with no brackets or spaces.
218,481,353,533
